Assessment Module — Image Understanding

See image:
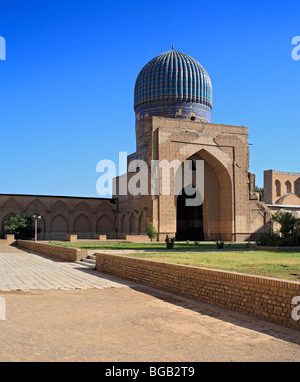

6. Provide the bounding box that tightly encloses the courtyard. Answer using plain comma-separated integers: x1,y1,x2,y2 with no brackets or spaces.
0,245,300,362
50,241,300,282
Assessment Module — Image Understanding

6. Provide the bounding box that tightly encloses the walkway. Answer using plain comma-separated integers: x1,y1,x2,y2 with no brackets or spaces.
0,245,300,362
0,246,130,291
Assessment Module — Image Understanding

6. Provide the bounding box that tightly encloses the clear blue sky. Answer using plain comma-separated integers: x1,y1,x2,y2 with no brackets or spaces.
0,0,299,197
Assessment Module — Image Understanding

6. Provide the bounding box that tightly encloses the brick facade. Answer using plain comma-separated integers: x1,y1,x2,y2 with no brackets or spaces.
17,240,87,262
115,116,272,241
264,169,300,206
0,194,117,240
96,252,300,331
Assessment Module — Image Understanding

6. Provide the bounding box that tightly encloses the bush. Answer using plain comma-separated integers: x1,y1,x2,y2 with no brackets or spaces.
272,211,297,238
147,222,157,242
165,235,175,249
257,231,300,247
2,215,35,240
280,232,300,246
216,241,224,249
256,232,281,246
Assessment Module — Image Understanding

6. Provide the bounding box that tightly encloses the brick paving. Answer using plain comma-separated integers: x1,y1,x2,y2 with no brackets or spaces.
0,246,130,291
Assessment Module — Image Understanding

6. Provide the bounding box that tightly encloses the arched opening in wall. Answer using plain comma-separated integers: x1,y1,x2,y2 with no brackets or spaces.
129,213,139,234
50,214,68,240
139,211,147,234
176,186,203,241
275,180,281,197
2,198,23,213
1,213,16,232
26,199,46,216
74,201,91,212
96,214,113,235
295,178,300,197
122,214,129,234
285,181,292,194
175,149,233,241
113,215,118,239
73,214,91,239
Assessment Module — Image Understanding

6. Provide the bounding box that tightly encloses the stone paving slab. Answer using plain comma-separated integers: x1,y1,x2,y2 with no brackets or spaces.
0,248,131,291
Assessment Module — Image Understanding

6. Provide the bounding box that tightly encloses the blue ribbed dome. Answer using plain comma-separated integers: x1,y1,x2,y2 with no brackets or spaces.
134,49,213,112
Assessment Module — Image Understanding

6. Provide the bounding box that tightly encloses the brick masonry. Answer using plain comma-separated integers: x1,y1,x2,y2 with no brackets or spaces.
0,234,15,246
95,253,300,331
0,194,117,241
264,169,300,206
116,116,272,241
17,240,87,262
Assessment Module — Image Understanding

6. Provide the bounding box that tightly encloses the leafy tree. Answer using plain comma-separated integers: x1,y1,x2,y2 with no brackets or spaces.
147,221,157,242
2,215,35,239
272,211,296,238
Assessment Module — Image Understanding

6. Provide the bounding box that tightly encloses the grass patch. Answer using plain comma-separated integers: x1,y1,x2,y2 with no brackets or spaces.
47,241,248,251
47,241,300,281
115,250,300,281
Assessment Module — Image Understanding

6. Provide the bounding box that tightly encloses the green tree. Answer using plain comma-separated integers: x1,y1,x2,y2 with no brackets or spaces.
2,215,35,239
272,211,296,238
147,221,157,242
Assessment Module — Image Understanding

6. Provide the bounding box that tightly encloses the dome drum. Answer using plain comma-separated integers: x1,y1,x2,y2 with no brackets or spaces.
135,101,211,123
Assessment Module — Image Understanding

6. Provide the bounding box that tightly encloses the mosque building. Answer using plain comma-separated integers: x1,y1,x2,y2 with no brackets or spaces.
1,48,299,241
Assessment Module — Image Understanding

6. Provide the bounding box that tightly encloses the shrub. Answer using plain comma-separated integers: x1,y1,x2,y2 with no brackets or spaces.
272,211,297,238
165,235,175,249
216,241,224,249
2,215,35,240
256,232,281,246
147,222,157,242
257,231,300,247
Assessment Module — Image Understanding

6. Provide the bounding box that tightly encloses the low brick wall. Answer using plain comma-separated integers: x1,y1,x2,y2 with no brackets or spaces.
66,234,78,242
0,234,16,245
95,253,300,331
119,234,150,242
94,235,107,241
17,240,87,262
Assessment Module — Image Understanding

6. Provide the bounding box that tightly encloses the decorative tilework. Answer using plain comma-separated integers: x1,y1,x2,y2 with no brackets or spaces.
134,50,213,115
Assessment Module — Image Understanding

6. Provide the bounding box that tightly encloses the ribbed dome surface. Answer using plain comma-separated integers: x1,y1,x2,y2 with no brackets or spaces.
134,49,213,111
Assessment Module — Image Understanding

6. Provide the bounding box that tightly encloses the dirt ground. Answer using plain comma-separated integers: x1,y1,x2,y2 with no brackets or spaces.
0,283,300,362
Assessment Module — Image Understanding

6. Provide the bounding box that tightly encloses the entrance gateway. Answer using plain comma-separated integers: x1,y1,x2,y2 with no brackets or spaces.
114,47,271,242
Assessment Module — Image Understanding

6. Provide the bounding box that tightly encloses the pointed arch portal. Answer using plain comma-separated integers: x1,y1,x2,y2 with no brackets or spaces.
175,148,233,241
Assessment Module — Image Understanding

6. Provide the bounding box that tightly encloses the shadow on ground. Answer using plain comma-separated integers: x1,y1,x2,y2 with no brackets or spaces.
74,265,300,347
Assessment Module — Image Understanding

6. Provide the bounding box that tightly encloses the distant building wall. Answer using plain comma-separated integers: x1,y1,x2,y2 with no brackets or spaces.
264,170,300,206
0,194,117,240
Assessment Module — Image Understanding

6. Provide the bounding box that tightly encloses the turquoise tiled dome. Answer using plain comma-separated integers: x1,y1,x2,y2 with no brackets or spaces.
134,49,213,113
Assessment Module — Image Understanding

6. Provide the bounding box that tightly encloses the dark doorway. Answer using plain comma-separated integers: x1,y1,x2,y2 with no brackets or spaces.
176,187,204,241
